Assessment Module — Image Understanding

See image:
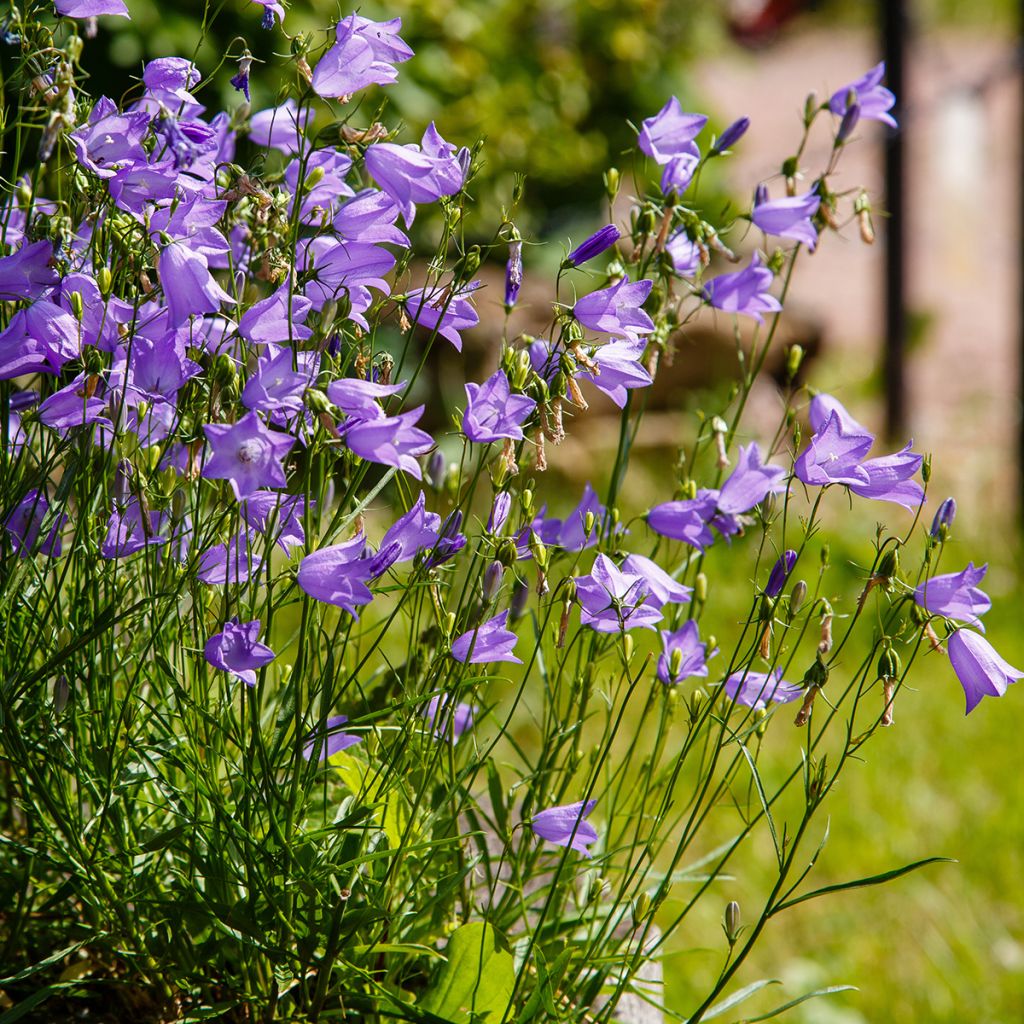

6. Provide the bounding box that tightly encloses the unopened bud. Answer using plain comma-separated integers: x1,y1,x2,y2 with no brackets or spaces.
790,580,807,616
426,450,446,491
622,634,634,661
54,674,70,713
604,167,620,200
836,101,861,144
483,560,504,603
877,548,900,581
113,459,132,509
724,901,741,944
694,572,707,604
68,291,84,320
786,344,804,382
817,599,833,655
930,497,956,541
632,892,651,929
803,91,819,126
521,488,534,516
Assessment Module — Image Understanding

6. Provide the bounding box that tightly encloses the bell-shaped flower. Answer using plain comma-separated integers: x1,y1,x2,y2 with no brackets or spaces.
666,229,701,277
637,97,707,165
463,370,536,443
752,187,821,250
704,253,782,323
56,0,129,17
203,618,276,687
794,410,873,487
4,489,66,558
574,554,662,633
328,376,405,420
712,443,787,538
647,494,718,551
914,563,991,631
948,629,1023,714
422,696,475,742
0,241,59,301
531,799,598,856
828,62,897,128
297,534,375,616
657,620,715,686
364,123,465,226
303,715,361,760
621,553,691,608
404,281,480,351
239,492,310,554
573,277,654,339
242,346,315,415
378,492,441,564
238,284,313,345
0,300,81,380
765,550,798,598
37,374,112,434
344,406,433,479
195,530,263,585
312,14,413,99
249,100,311,154
724,668,802,709
451,610,521,664
158,242,233,328
577,337,653,408
564,225,620,268
202,411,294,500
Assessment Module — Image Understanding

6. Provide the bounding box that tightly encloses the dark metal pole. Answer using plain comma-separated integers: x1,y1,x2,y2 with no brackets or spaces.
882,0,907,442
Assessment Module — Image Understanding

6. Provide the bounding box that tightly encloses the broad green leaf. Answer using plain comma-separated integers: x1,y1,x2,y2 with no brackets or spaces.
420,921,515,1023
329,749,419,848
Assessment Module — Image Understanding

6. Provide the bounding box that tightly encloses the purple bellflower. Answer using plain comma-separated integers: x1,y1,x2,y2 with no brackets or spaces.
531,799,598,856
195,530,263,586
4,489,65,557
239,491,309,554
203,618,276,687
577,337,653,409
344,406,433,479
828,62,897,129
765,550,798,598
505,239,523,307
948,629,1023,714
56,0,129,17
327,377,405,420
724,669,802,710
364,123,464,226
646,493,718,551
249,100,311,154
564,225,620,268
712,116,750,153
752,187,821,251
704,253,782,323
378,492,441,564
914,563,991,631
574,554,662,633
101,499,169,559
712,443,788,538
660,150,700,197
0,300,81,380
930,497,957,539
238,284,313,345
404,281,480,351
573,277,654,339
620,553,691,608
202,411,294,500
666,230,702,277
251,0,284,29
69,98,149,178
488,492,513,535
312,14,413,99
638,97,707,164
423,695,475,741
463,370,536,443
657,621,715,686
451,610,521,664
159,242,233,328
303,715,361,760
794,410,872,487
297,534,375,616
0,241,59,300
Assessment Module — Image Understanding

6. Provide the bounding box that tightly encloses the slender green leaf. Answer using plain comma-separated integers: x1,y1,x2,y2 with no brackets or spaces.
701,979,780,1020
743,984,858,1021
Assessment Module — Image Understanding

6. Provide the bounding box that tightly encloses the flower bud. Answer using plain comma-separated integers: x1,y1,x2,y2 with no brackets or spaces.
877,645,902,682
876,548,900,582
563,225,621,269
453,245,481,284
632,892,651,929
482,560,504,603
765,550,797,598
817,599,833,655
622,634,634,662
694,572,707,604
836,101,861,144
712,116,749,154
803,91,820,126
930,497,956,541
97,266,112,296
724,901,741,944
488,492,512,535
785,344,804,382
789,580,807,615
604,167,620,200
113,459,133,509
305,165,325,189
583,510,596,537
54,674,70,713
521,488,534,516
426,450,447,491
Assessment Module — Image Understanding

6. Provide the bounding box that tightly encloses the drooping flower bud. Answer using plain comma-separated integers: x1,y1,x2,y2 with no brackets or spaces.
765,550,797,598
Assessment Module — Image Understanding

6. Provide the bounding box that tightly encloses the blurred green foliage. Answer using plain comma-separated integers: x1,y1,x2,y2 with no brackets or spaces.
77,0,726,233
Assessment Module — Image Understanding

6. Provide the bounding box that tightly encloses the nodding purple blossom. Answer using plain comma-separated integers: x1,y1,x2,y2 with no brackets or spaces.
574,554,663,633
404,281,481,351
312,13,413,99
573,277,655,339
646,494,718,551
0,241,59,300
195,530,264,586
829,62,897,129
724,669,803,709
576,337,653,408
947,630,1023,714
344,406,433,479
158,242,233,328
249,100,311,154
230,55,253,101
328,377,406,420
202,412,294,500
69,98,149,178
101,499,169,559
704,253,782,323
660,150,700,196
451,610,521,664
203,618,276,687
620,553,692,608
666,229,702,277
303,715,361,760
424,511,467,568
0,301,81,381
765,550,798,598
239,492,310,554
914,563,991,631
637,97,707,165
463,370,536,444
378,492,441,564
238,283,311,345
56,0,129,17
796,394,924,509
364,123,464,226
297,534,375,616
657,621,715,686
4,489,66,558
564,225,620,268
422,696,475,741
531,799,598,856
752,187,821,251
251,1,284,29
